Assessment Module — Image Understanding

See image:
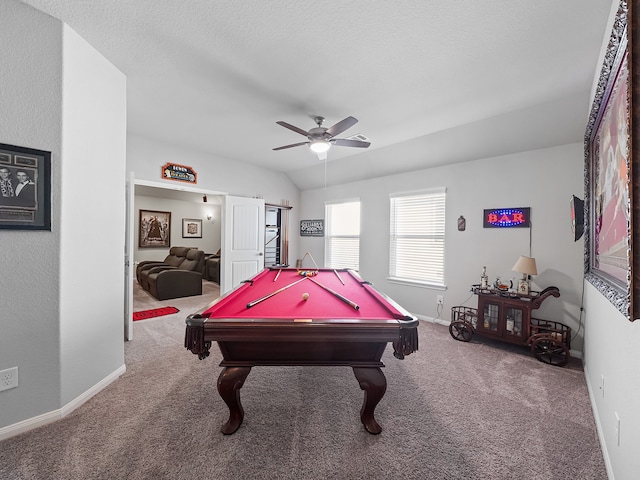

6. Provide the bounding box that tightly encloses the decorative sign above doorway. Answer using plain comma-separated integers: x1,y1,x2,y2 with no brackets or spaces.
162,163,197,184
483,207,530,228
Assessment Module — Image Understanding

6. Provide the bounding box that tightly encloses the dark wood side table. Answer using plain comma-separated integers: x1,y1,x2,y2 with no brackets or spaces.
471,285,560,345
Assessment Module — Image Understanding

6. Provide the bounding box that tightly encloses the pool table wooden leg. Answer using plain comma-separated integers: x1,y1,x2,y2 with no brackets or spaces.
217,366,252,435
352,367,387,434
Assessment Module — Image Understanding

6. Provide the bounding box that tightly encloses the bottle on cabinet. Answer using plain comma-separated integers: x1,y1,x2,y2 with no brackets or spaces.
480,266,488,289
506,315,514,333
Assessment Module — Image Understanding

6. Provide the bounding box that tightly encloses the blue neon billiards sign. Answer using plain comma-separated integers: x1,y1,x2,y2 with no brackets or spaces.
483,207,530,228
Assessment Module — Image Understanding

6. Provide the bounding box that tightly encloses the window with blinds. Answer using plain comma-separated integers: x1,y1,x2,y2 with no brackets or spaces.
325,200,360,270
389,189,446,286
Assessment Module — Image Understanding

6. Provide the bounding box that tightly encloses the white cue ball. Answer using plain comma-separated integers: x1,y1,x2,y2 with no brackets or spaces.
302,292,309,301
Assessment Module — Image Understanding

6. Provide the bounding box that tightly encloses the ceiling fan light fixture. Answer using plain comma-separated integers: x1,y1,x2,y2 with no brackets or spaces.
309,139,331,153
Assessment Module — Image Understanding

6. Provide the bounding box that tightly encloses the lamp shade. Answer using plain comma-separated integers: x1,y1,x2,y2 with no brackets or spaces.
512,256,537,276
309,140,331,153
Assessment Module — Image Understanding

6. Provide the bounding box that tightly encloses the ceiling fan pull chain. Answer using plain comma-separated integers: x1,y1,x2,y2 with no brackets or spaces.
324,157,327,190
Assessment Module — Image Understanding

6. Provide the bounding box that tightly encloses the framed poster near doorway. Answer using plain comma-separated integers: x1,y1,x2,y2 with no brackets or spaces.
139,209,171,247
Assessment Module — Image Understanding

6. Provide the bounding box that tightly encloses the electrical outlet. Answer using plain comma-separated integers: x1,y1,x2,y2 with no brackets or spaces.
437,295,444,305
600,374,605,398
615,412,620,446
0,367,18,392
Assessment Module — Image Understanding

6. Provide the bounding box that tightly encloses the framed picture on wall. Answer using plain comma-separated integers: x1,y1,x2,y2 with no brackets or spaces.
139,209,171,248
0,143,51,231
584,0,638,321
182,218,202,238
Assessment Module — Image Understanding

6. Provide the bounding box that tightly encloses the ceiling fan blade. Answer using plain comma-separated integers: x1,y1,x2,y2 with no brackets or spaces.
332,138,371,148
276,121,310,137
326,116,358,137
273,141,309,151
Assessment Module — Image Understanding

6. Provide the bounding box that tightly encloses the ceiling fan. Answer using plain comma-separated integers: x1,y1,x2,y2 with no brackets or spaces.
273,115,370,159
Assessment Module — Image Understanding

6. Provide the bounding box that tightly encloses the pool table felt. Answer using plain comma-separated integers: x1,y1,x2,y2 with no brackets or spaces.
201,268,405,321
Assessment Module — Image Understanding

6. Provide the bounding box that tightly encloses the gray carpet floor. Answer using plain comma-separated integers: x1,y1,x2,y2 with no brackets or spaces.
0,280,607,479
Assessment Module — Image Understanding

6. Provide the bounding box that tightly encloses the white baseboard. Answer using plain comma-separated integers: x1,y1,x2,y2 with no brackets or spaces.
0,364,126,442
417,314,449,327
584,364,615,480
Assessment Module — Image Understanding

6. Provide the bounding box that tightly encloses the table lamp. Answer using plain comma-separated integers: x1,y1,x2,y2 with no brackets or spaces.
512,256,537,295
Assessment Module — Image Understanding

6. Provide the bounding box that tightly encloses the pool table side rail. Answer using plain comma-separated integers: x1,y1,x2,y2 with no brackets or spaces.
355,274,419,359
185,315,419,361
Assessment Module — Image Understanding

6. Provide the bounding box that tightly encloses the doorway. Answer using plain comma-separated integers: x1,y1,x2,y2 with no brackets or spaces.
265,203,292,267
125,175,226,340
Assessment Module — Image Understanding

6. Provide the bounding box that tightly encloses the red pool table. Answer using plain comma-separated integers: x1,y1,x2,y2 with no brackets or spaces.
185,267,419,435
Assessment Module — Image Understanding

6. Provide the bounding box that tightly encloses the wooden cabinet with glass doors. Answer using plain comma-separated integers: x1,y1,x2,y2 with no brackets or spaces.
474,285,560,343
476,291,531,343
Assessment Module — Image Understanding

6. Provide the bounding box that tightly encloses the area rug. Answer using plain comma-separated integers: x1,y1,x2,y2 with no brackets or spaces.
133,306,179,321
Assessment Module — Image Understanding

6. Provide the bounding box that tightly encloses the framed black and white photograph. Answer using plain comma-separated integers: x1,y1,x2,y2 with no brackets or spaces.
139,209,171,248
182,218,202,238
0,143,51,231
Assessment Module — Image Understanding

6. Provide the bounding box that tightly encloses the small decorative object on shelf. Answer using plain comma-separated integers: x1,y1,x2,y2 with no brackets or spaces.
480,266,488,289
517,279,530,295
493,277,512,291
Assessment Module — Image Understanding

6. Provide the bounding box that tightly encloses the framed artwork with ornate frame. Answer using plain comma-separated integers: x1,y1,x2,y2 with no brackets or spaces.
139,209,171,248
0,143,51,231
584,0,638,321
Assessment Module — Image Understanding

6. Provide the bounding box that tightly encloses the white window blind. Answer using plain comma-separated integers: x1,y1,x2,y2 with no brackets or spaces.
325,200,360,270
389,189,446,286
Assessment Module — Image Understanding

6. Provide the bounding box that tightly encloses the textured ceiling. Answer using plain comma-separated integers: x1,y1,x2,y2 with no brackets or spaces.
21,0,613,190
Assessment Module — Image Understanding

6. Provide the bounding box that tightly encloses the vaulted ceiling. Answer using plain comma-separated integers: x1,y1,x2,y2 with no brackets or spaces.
22,0,613,190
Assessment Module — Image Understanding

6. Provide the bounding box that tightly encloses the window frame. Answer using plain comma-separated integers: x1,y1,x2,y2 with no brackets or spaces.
388,188,446,289
324,198,361,270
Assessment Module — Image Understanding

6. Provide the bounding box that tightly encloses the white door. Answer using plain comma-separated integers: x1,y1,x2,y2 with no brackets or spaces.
124,172,135,340
221,195,265,294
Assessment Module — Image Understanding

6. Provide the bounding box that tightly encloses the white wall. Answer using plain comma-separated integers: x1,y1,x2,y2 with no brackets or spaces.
59,25,126,406
134,195,222,263
127,133,300,264
300,143,585,351
584,284,640,479
0,0,63,429
0,0,126,435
